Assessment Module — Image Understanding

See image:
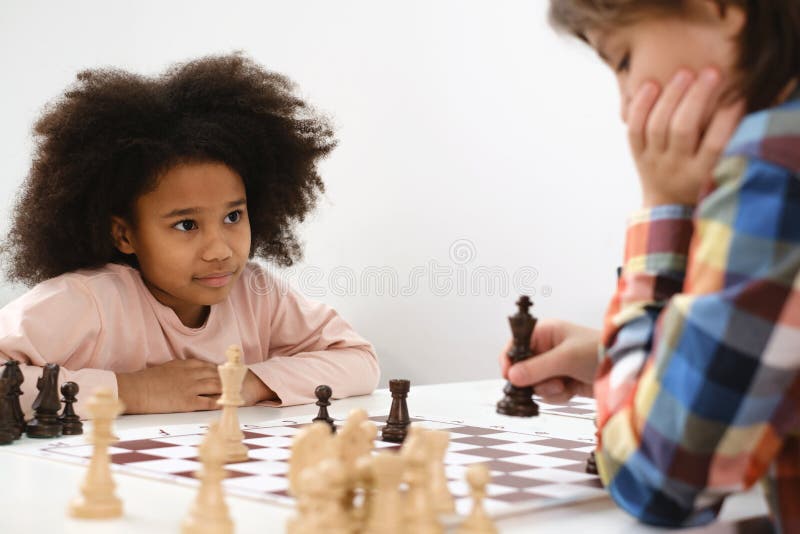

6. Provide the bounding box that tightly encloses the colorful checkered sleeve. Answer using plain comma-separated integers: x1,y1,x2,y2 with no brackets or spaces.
595,95,800,531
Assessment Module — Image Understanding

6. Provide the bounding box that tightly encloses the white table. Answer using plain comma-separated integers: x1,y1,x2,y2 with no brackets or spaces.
0,380,768,533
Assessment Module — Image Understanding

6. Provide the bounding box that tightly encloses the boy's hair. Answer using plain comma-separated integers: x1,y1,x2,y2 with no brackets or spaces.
1,53,336,286
549,1,800,112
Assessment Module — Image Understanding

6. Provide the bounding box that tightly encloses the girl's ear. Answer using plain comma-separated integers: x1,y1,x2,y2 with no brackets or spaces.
703,0,746,37
110,216,136,255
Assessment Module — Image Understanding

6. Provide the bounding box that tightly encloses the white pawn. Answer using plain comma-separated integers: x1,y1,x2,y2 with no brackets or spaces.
182,421,233,534
68,389,125,519
217,345,249,463
457,463,498,534
427,430,455,514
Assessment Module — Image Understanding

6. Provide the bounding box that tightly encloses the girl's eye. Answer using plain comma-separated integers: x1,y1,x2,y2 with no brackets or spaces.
224,210,242,224
616,52,630,73
173,220,197,232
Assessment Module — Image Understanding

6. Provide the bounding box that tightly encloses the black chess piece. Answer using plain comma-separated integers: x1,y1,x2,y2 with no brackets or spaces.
26,364,63,438
585,451,598,475
1,360,26,439
0,378,16,445
381,379,411,443
59,381,83,435
312,384,335,432
496,296,539,417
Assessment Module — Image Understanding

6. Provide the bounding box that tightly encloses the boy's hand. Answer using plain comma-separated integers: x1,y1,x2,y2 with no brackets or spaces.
627,68,745,207
498,318,600,403
116,359,222,414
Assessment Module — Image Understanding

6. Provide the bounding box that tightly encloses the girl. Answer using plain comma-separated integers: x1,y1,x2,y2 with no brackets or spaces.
502,1,799,531
0,54,379,416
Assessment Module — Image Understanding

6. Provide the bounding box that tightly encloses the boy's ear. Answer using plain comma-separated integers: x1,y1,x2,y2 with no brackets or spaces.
110,216,136,255
703,0,746,37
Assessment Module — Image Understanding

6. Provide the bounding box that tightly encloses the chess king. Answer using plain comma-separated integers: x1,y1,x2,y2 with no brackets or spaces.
496,296,539,417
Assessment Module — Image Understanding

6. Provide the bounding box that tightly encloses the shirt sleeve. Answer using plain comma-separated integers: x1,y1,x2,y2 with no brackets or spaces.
0,276,118,419
595,154,800,527
246,282,380,407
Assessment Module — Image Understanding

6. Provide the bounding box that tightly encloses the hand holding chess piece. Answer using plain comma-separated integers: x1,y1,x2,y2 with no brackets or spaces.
217,345,249,463
496,296,539,417
457,463,498,534
68,389,125,519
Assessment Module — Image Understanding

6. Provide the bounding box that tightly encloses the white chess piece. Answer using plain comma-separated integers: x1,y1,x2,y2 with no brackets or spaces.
457,463,498,534
181,421,234,534
289,421,336,497
363,453,405,534
289,457,351,534
402,426,443,534
217,345,249,463
427,429,455,514
68,389,125,519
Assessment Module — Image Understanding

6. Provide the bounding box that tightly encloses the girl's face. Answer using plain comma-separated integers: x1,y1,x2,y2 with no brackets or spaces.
112,161,251,328
585,0,745,123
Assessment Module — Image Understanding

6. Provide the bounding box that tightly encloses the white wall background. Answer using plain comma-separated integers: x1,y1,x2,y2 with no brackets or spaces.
0,1,640,388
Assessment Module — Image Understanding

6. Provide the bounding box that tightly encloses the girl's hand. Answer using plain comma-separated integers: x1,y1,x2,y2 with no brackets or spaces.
498,318,601,404
628,68,745,207
116,359,222,414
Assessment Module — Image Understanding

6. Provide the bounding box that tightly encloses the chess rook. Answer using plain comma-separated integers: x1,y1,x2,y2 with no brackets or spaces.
496,296,539,417
216,345,249,463
2,360,26,438
68,389,125,519
381,379,410,443
312,384,335,431
27,363,63,438
59,382,83,435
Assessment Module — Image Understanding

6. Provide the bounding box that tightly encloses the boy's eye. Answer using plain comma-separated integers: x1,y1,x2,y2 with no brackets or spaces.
173,220,197,232
616,52,630,73
224,210,243,224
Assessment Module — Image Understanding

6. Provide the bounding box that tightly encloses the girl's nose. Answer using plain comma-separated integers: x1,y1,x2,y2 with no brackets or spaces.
201,230,233,262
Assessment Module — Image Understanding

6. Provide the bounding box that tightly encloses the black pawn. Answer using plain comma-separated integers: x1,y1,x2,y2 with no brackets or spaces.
496,296,539,417
0,378,16,445
2,360,26,438
26,364,62,438
312,385,335,432
381,379,411,443
585,451,599,476
59,381,83,435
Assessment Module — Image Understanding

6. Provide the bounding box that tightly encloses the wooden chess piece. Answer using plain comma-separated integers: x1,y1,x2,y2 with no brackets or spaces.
312,384,335,431
0,378,17,445
289,457,351,534
26,363,63,438
363,453,404,534
457,463,498,534
2,360,26,438
381,378,410,443
585,450,598,475
427,430,455,514
335,409,377,523
289,422,336,497
216,345,249,463
401,426,443,534
59,381,83,435
68,389,125,518
181,421,234,534
496,296,539,417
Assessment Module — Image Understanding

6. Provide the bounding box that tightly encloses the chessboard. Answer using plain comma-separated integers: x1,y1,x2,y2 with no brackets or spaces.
13,413,604,519
536,396,596,420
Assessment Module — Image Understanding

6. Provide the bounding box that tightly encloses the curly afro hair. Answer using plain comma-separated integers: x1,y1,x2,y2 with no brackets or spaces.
2,53,336,286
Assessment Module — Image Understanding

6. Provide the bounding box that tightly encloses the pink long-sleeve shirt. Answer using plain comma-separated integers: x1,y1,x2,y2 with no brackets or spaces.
0,261,379,417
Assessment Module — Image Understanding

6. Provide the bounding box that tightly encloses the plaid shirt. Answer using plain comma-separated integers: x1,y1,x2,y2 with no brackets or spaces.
595,87,800,532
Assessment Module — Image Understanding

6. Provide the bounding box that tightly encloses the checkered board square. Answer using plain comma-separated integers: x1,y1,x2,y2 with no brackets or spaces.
25,414,605,518
536,396,596,420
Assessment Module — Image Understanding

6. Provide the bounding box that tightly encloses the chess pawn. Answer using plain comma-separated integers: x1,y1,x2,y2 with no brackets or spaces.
27,363,63,438
60,381,83,435
68,389,125,519
457,463,498,534
402,426,443,534
382,378,411,443
182,421,233,534
2,360,26,438
363,453,404,534
312,384,336,431
427,430,455,514
216,345,249,463
496,296,539,417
